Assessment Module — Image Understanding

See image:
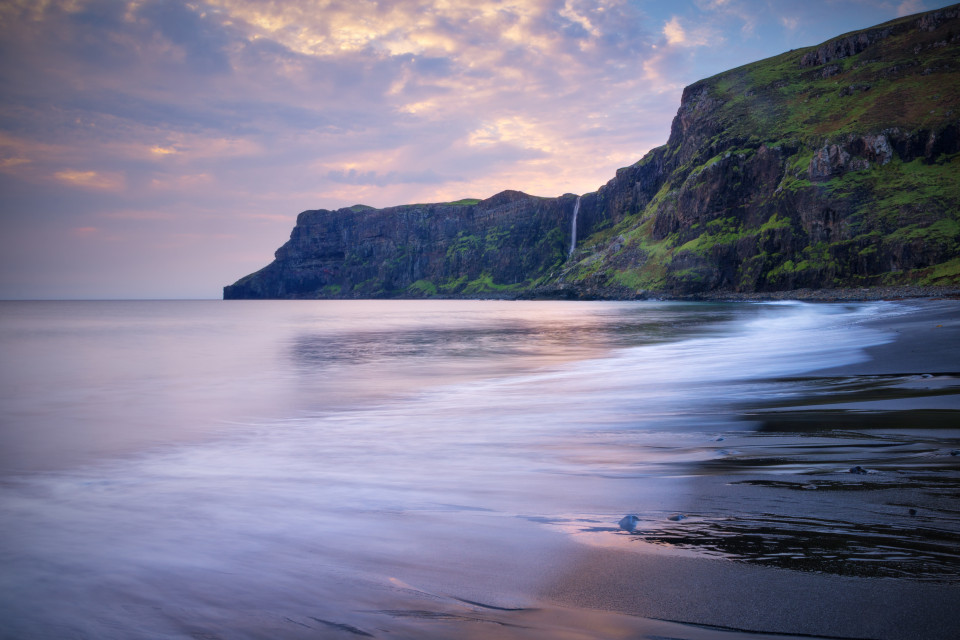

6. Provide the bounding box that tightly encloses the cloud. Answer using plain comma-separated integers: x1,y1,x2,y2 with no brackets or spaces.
897,0,926,17
0,157,32,171
326,168,458,186
148,172,215,190
54,169,124,190
663,17,688,45
780,16,799,30
693,0,757,36
97,209,178,221
662,15,715,48
129,0,235,74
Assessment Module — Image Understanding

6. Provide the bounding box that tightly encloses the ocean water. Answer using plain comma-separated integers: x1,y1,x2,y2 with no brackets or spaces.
0,300,924,638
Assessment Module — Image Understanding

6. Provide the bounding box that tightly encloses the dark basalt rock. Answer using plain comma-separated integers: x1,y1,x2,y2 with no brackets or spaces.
225,192,577,299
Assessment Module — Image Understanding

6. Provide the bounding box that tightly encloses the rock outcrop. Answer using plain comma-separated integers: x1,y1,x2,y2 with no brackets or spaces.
225,192,577,298
226,4,960,300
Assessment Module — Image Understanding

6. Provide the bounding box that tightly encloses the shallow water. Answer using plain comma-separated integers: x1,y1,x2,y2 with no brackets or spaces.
1,299,956,639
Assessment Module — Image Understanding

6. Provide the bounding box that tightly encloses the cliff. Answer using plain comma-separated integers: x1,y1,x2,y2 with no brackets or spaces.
224,192,577,298
225,4,960,300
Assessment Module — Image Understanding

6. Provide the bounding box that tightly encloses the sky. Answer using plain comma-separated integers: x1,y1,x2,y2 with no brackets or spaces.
0,0,952,299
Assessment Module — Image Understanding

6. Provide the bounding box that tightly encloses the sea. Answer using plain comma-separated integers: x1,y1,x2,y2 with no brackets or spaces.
0,299,945,639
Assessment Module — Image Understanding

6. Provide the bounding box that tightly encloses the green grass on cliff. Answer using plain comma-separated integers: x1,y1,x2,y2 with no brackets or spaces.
822,154,960,248
576,8,960,292
563,12,960,294
462,273,523,294
702,11,960,145
912,256,960,285
677,217,743,256
408,279,438,296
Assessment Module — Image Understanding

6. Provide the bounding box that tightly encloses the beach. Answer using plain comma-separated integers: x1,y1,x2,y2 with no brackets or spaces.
0,299,957,639
540,299,960,639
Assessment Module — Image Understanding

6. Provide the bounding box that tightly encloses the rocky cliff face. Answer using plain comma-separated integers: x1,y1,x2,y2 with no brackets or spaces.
224,192,578,298
226,4,960,300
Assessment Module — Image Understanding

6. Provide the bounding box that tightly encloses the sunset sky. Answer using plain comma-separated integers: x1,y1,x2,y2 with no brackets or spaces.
0,0,951,299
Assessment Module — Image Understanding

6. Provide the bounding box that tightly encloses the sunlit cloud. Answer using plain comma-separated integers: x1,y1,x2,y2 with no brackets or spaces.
326,168,456,186
54,169,124,190
467,116,556,153
0,157,32,171
664,17,688,45
71,226,98,237
663,15,714,47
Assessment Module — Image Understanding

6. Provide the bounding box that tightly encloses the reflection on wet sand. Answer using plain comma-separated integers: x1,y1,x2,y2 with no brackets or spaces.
621,509,960,580
2,299,958,639
572,368,960,586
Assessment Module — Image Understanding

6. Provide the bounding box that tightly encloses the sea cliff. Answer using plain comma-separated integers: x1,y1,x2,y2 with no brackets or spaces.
226,4,960,300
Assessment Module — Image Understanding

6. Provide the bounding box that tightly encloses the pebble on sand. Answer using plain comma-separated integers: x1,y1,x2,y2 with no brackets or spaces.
618,515,641,532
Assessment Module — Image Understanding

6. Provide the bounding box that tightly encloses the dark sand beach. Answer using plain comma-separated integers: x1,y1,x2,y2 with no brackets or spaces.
538,299,960,639
2,300,957,639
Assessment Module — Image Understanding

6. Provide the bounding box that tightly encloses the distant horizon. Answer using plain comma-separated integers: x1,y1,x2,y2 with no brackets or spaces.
2,0,954,300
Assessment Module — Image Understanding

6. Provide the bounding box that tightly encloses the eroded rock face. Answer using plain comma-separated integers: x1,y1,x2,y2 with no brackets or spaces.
807,134,895,181
809,143,861,180
917,4,960,31
224,192,577,299
799,28,896,67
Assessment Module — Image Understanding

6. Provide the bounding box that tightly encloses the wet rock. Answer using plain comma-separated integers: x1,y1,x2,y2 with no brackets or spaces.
667,514,686,522
618,515,641,532
849,465,869,474
909,508,918,516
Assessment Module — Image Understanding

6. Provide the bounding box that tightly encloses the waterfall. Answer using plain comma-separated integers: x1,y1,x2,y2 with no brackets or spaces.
568,196,581,258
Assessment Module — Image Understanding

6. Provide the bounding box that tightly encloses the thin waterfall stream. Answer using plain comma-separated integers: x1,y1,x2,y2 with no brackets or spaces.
569,196,581,258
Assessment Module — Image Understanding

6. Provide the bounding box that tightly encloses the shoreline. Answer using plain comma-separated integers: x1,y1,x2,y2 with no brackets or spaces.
537,298,960,639
812,298,960,376
526,283,960,302
4,298,957,639
223,284,960,302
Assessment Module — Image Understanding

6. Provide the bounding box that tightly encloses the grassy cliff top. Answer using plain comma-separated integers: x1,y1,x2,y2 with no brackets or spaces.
687,6,959,145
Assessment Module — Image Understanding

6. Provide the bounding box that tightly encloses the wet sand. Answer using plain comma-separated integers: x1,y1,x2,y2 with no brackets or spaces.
539,299,960,639
815,298,960,376
4,300,957,639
